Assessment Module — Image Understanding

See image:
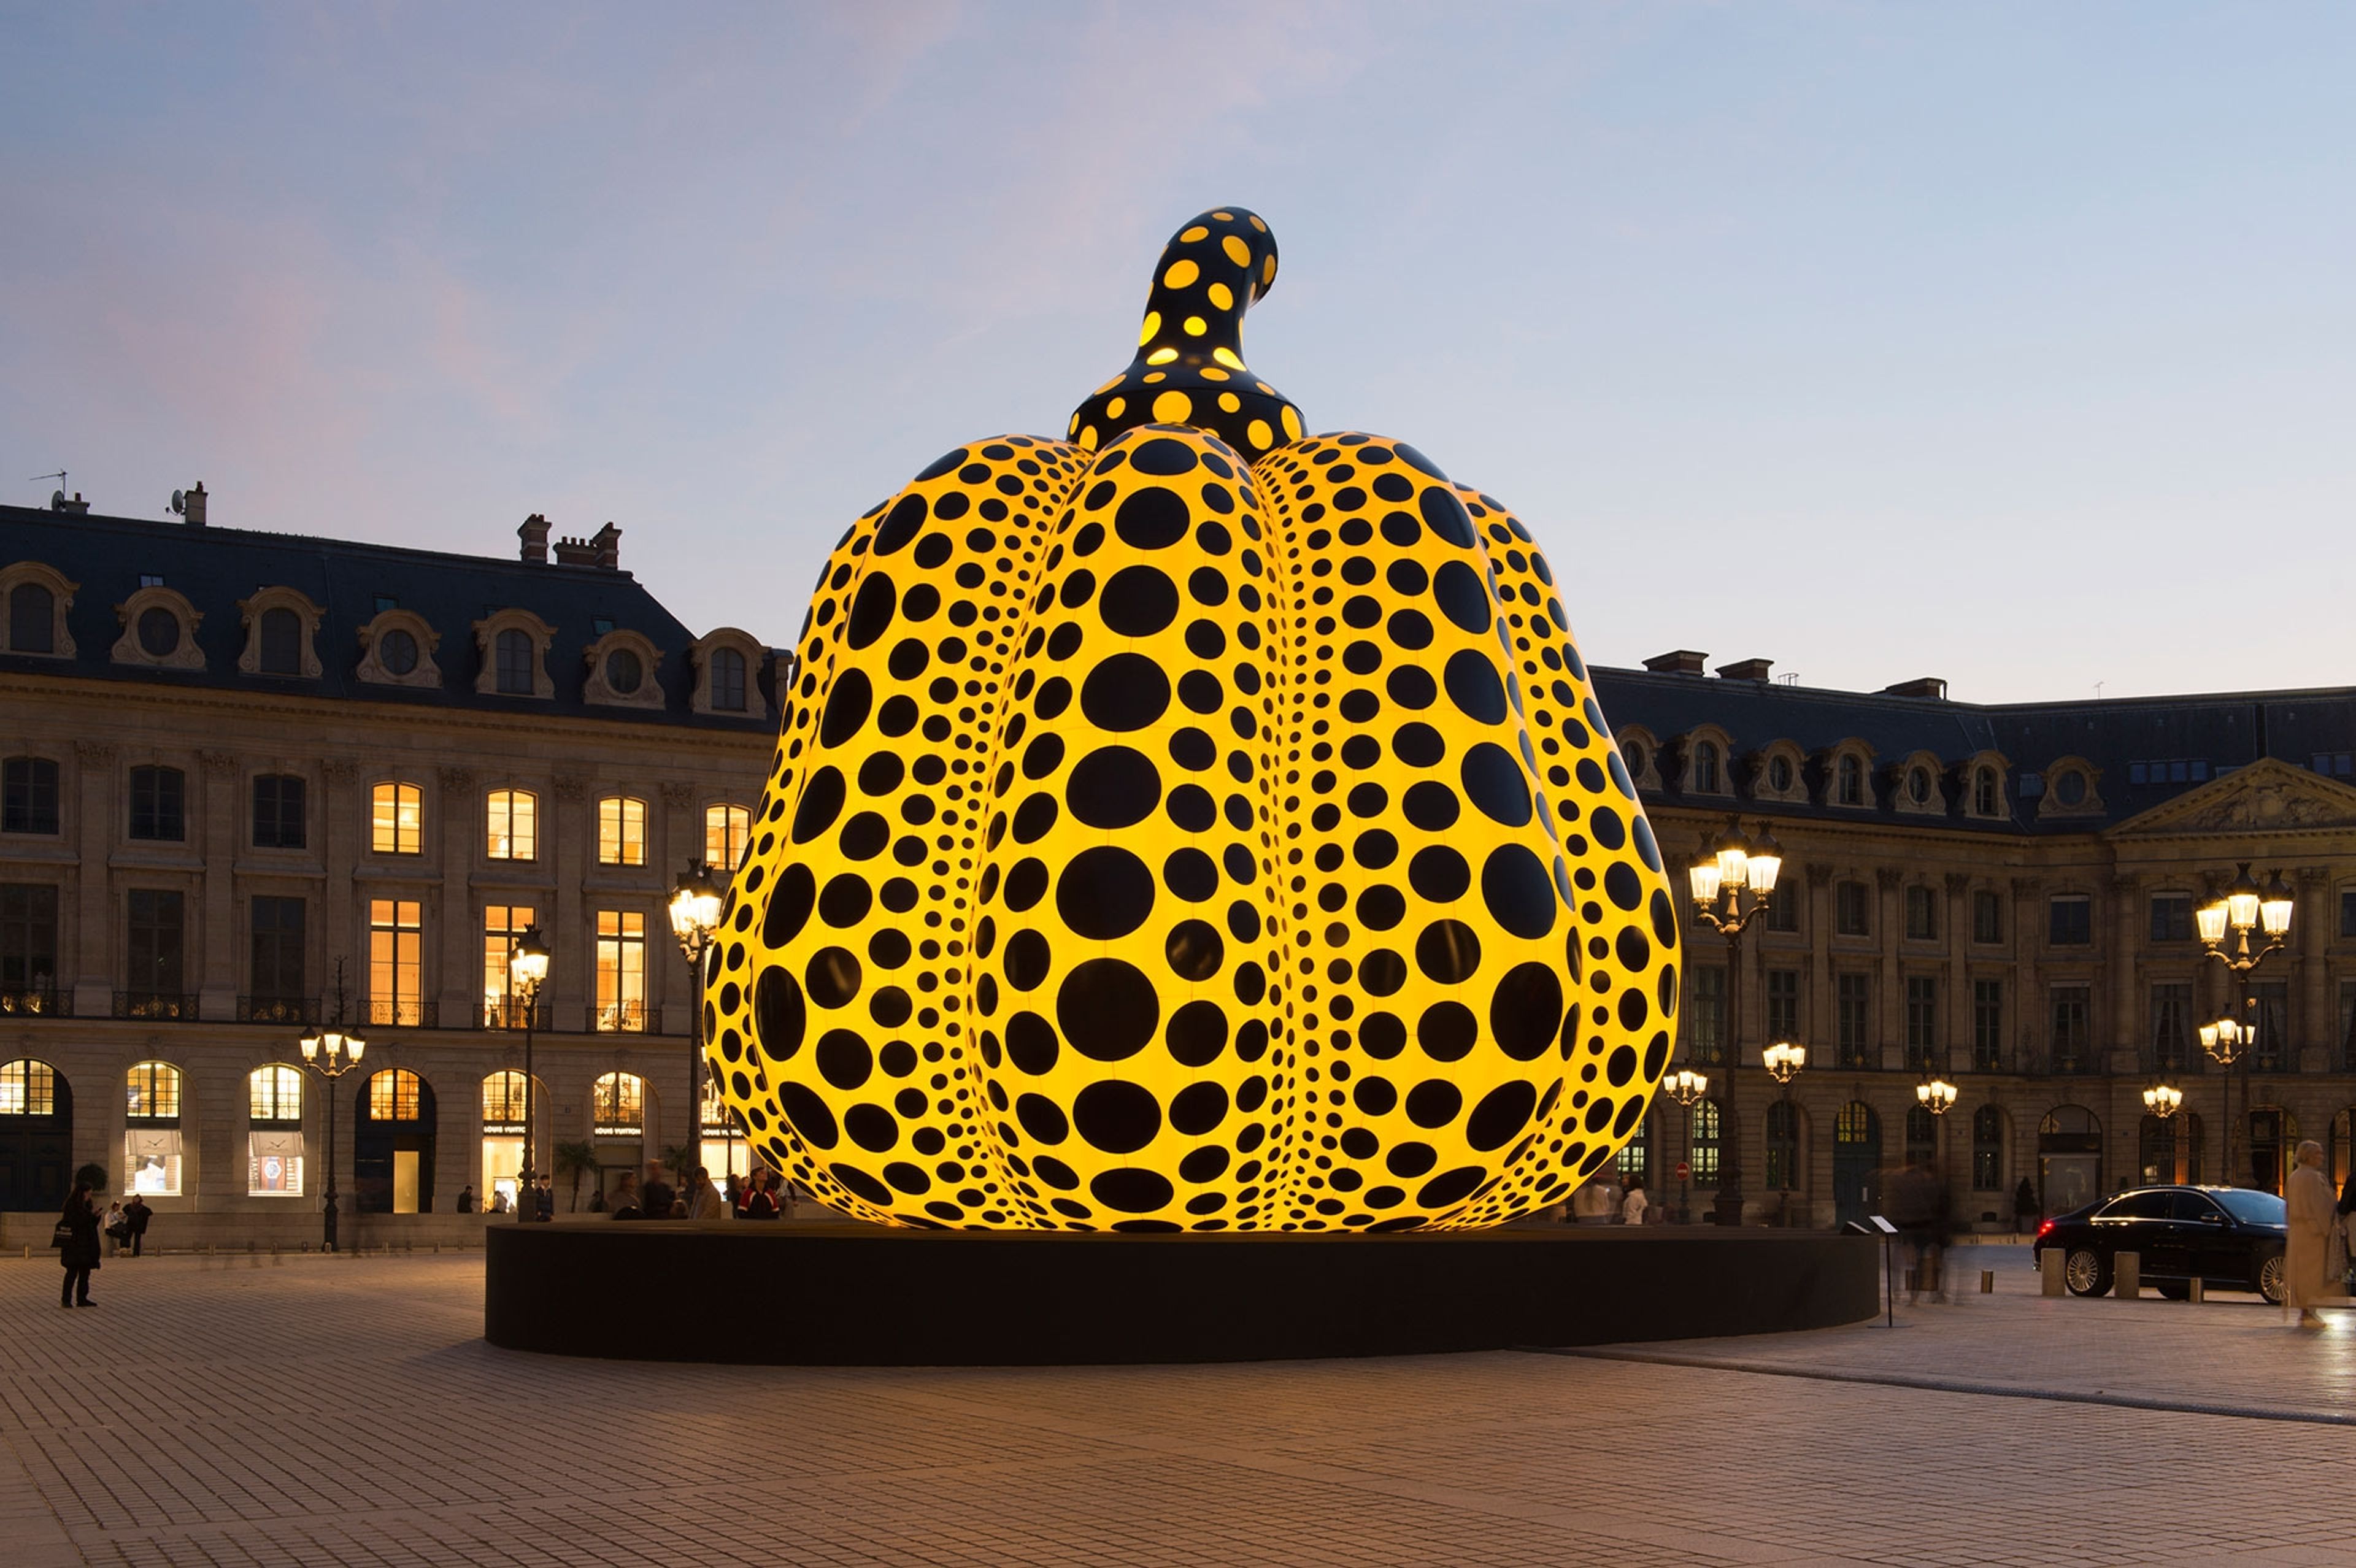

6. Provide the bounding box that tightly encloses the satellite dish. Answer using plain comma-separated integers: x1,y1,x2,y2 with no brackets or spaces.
52,490,66,509
169,490,185,515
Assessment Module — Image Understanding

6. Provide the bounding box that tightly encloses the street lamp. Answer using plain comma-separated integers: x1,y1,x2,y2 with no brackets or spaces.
1914,1077,1958,1116
2142,1082,2184,1120
1761,1042,1806,1226
509,925,550,1222
1687,815,1783,1226
669,861,725,1191
2197,863,2294,1185
293,966,366,1253
1664,1068,1709,1223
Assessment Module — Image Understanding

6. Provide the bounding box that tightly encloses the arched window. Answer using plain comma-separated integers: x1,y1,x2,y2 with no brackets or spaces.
1766,755,1794,793
1904,1105,1938,1166
248,1066,305,1196
125,1061,183,1195
1971,1104,2004,1190
1974,766,2000,817
1693,741,1722,794
371,782,423,855
710,647,748,712
8,583,54,653
1621,739,1648,777
592,1072,645,1136
0,1058,71,1210
1836,754,1863,805
1765,1101,1801,1191
705,804,750,872
487,789,537,861
481,1070,536,1212
483,1070,529,1129
1689,1099,1722,1185
129,764,186,840
368,1069,424,1121
258,607,304,675
598,796,647,866
495,628,536,694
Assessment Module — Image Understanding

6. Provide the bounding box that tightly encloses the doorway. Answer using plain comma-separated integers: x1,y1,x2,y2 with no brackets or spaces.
2247,1109,2297,1194
1832,1101,1881,1226
355,1069,436,1215
0,1059,71,1211
2038,1104,2103,1215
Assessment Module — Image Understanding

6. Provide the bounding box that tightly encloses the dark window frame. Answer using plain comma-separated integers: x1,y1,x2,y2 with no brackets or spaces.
252,774,307,850
128,764,186,842
2,755,60,835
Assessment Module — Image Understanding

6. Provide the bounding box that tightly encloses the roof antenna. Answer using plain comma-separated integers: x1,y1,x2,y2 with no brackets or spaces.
2094,681,2105,699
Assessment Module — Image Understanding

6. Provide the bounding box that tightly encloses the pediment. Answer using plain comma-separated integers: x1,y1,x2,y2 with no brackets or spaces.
2107,757,2356,838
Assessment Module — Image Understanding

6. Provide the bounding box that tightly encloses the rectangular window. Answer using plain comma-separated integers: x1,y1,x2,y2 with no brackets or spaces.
2148,894,2192,943
1836,974,1871,1068
1973,978,2003,1071
1904,886,1938,941
1905,975,1939,1069
486,789,537,861
1688,966,1725,1066
1835,880,1871,937
482,904,537,1028
1765,891,1800,934
712,647,748,713
370,1070,422,1120
1765,969,1800,1042
2050,986,2091,1073
371,782,422,855
2250,980,2290,1072
249,896,306,1004
248,1131,306,1196
2047,895,2092,947
2342,890,2356,939
129,764,185,841
595,910,646,1032
1972,889,2003,944
127,889,185,1004
0,883,61,1006
1971,1107,2004,1191
2,756,60,834
125,1062,180,1121
252,774,307,849
1690,1101,1720,1186
0,1059,57,1116
2150,982,2192,1072
368,899,423,1026
705,804,752,872
598,797,647,867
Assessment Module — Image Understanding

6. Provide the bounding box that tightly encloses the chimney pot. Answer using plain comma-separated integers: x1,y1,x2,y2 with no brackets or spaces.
518,513,550,564
1883,677,1949,701
591,521,621,571
55,490,91,517
1714,658,1773,682
1642,650,1709,676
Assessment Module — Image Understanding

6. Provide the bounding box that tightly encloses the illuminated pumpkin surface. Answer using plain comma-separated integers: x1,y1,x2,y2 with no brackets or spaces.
704,207,1679,1231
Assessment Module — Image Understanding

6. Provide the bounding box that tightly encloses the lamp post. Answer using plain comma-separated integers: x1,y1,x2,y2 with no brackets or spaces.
669,861,725,1191
2142,1082,2184,1119
509,926,550,1222
2196,864,2293,1185
294,969,366,1253
1762,1042,1807,1226
1914,1077,1958,1117
1686,815,1783,1226
1664,1068,1709,1224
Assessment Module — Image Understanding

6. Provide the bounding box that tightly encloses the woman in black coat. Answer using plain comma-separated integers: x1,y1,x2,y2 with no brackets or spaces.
58,1182,100,1308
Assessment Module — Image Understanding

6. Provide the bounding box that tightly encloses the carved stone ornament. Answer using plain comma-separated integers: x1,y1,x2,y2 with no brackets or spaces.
660,780,698,807
439,767,477,793
552,775,587,803
1876,866,1904,890
1944,872,1972,897
323,759,362,785
74,740,117,765
199,750,241,775
1803,861,1834,888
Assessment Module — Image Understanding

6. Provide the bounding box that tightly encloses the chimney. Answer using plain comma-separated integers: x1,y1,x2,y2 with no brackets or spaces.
182,482,205,526
1715,658,1773,682
1884,677,1949,701
53,491,91,516
552,534,597,567
518,513,549,564
1641,650,1709,676
591,521,621,571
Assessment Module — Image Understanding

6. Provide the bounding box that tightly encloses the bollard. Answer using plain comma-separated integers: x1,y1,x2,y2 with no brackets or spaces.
2115,1250,2140,1299
2041,1248,2066,1297
2188,1277,2204,1303
1981,1270,1995,1294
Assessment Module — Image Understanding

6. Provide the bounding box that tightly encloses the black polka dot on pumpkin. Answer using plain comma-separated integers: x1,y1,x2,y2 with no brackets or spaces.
1005,1011,1058,1074
1488,963,1564,1061
1128,437,1198,477
1169,1082,1229,1136
1408,846,1469,902
1115,486,1190,549
753,967,805,1058
1444,650,1507,724
1415,1166,1485,1209
1360,949,1407,996
1074,1080,1161,1153
1417,485,1476,548
816,1029,872,1090
1401,782,1460,832
1057,958,1161,1061
1163,848,1218,901
791,767,845,843
1481,845,1558,939
1081,653,1171,731
1415,920,1482,984
1459,744,1531,827
779,1084,837,1148
1056,845,1156,939
1017,1093,1068,1144
844,1104,898,1153
874,493,928,555
1003,929,1052,990
1003,858,1049,912
1384,1139,1433,1175
762,864,815,948
1166,999,1228,1065
1165,919,1225,981
1099,565,1179,637
1069,745,1161,829
804,947,863,1007
847,572,896,648
1417,1001,1477,1061
1091,1167,1174,1212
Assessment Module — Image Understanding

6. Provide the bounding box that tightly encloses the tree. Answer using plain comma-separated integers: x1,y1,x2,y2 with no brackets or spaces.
552,1141,599,1212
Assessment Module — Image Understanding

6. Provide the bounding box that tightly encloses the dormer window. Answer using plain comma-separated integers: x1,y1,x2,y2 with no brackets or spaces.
1974,766,2000,817
1622,739,1648,777
1837,754,1863,806
380,628,420,675
138,607,180,658
1907,766,1932,805
1694,741,1722,794
1767,755,1793,792
474,610,556,700
496,630,535,694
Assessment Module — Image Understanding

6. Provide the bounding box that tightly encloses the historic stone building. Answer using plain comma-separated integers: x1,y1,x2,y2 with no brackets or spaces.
1606,652,2356,1230
0,492,775,1245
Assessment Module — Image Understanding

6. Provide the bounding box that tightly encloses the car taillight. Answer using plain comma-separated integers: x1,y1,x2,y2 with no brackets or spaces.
2036,1220,2054,1240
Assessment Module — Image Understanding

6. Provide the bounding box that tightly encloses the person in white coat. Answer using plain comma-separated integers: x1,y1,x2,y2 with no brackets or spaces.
2283,1140,2341,1328
1621,1178,1649,1227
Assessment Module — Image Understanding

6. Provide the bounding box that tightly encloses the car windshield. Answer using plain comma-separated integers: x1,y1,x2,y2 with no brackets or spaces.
2212,1189,2287,1224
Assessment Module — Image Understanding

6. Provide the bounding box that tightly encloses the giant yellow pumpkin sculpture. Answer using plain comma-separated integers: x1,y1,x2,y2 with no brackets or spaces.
704,208,1678,1231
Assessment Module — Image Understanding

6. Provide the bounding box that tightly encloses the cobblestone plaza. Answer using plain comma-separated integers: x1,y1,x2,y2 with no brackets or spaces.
8,1247,2356,1566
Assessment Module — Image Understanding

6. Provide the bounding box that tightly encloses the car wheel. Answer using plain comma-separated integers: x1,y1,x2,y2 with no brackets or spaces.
2155,1280,2191,1301
2065,1246,2111,1297
2257,1252,2285,1306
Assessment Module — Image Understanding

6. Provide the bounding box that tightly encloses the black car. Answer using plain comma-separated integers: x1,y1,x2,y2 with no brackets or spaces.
2032,1185,2287,1304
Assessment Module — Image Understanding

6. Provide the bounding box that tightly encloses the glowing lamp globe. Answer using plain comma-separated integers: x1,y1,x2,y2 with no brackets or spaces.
703,208,1680,1231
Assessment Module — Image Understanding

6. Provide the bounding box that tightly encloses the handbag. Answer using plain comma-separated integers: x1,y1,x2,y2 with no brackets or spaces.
51,1219,73,1249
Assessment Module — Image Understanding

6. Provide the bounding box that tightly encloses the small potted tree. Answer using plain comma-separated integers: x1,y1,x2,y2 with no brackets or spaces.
553,1141,600,1213
2013,1176,2039,1235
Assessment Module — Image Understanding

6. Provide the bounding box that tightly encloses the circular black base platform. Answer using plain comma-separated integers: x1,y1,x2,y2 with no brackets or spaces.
486,1221,1879,1366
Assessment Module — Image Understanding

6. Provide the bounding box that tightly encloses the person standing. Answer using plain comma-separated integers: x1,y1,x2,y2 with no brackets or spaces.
123,1193,151,1258
456,1184,476,1214
639,1163,675,1222
687,1166,727,1220
1571,1178,1614,1226
2284,1140,2339,1329
1622,1178,1649,1227
57,1183,100,1308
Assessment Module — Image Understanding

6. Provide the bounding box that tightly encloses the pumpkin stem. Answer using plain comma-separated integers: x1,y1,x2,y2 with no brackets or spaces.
1067,207,1304,462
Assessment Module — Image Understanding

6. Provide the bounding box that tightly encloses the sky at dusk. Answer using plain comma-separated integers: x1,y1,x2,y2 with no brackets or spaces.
4,2,2349,704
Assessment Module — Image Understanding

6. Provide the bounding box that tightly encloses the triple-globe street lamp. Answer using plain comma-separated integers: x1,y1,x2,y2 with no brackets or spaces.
1762,1041,1807,1224
508,926,550,1221
1663,1068,1710,1223
1686,815,1784,1226
669,862,725,1190
294,972,366,1253
2195,863,2293,1185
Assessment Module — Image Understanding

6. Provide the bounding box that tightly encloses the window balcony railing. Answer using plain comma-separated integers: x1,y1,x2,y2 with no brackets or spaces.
115,991,200,1021
477,997,550,1031
590,999,649,1034
239,994,321,1026
363,997,438,1029
0,986,70,1018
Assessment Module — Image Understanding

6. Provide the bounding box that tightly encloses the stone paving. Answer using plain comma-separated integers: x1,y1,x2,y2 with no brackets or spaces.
7,1243,2356,1566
